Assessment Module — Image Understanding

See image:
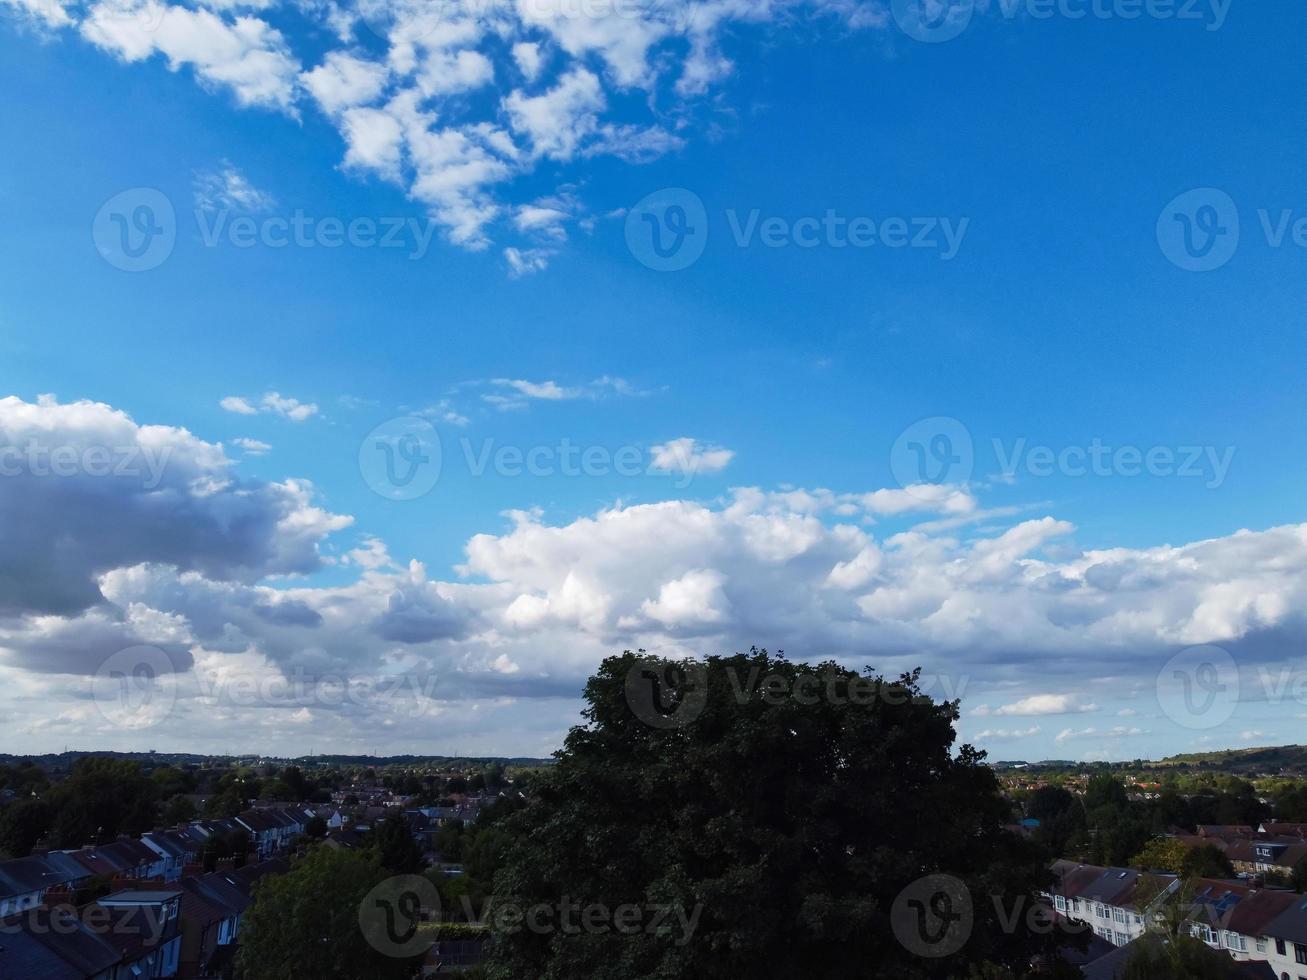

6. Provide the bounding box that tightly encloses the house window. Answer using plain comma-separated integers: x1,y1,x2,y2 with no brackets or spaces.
1295,943,1307,965
1054,895,1066,912
1278,940,1287,956
1227,933,1246,952
1115,931,1129,946
1257,939,1268,953
1114,908,1126,924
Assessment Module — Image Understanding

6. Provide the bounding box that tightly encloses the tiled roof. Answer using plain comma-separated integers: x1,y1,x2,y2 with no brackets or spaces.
0,854,82,899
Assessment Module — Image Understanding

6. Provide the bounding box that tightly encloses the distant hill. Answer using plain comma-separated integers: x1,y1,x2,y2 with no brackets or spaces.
990,744,1307,777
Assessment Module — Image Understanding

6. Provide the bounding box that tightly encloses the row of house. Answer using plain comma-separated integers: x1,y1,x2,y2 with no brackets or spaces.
0,805,314,919
0,859,287,979
1049,861,1307,978
1182,823,1307,883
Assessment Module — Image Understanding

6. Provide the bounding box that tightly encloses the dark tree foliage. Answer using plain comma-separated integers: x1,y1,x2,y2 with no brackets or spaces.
235,847,419,980
485,650,1082,980
370,814,426,875
46,757,158,847
0,799,52,858
1292,854,1307,894
305,815,328,838
1180,844,1234,880
1121,935,1237,980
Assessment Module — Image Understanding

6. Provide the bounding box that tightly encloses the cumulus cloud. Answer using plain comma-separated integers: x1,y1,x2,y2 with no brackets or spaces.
649,437,735,477
975,727,1041,741
994,694,1098,716
6,0,892,259
0,395,349,622
221,391,319,421
7,394,1307,753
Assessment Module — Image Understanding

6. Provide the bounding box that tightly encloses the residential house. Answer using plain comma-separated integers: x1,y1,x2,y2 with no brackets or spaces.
1047,861,1180,947
0,853,85,917
95,889,184,978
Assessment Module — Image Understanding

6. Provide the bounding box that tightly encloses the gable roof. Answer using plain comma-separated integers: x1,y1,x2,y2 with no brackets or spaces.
0,854,82,900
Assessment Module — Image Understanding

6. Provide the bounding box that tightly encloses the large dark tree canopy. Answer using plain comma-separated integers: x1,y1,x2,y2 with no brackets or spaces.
486,650,1076,979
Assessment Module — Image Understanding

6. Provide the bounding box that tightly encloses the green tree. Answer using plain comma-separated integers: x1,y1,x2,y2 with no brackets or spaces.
0,798,52,858
370,814,426,875
45,757,158,846
305,815,328,839
485,650,1081,979
1179,844,1234,880
1291,854,1307,894
235,847,419,980
163,795,197,825
1130,838,1188,873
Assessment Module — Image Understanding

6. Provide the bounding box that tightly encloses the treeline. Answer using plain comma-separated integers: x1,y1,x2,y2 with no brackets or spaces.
1018,771,1306,868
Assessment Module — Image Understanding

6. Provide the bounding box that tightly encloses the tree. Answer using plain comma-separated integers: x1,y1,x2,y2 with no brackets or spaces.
236,847,420,980
0,798,51,858
163,795,197,826
1292,854,1307,894
45,757,158,846
1276,783,1307,823
305,815,328,839
370,814,425,875
485,650,1082,979
1121,936,1235,980
1130,838,1189,873
1180,845,1234,880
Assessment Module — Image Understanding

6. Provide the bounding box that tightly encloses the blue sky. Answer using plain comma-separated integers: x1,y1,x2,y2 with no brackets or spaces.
2,0,1307,761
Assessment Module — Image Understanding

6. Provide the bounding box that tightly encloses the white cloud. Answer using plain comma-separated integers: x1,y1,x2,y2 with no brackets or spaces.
503,67,605,160
649,437,735,477
504,246,553,278
194,162,275,211
1055,726,1147,744
994,694,1098,717
232,437,271,455
220,395,257,415
300,50,389,115
975,727,1041,741
80,0,301,111
221,391,318,421
511,40,544,81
